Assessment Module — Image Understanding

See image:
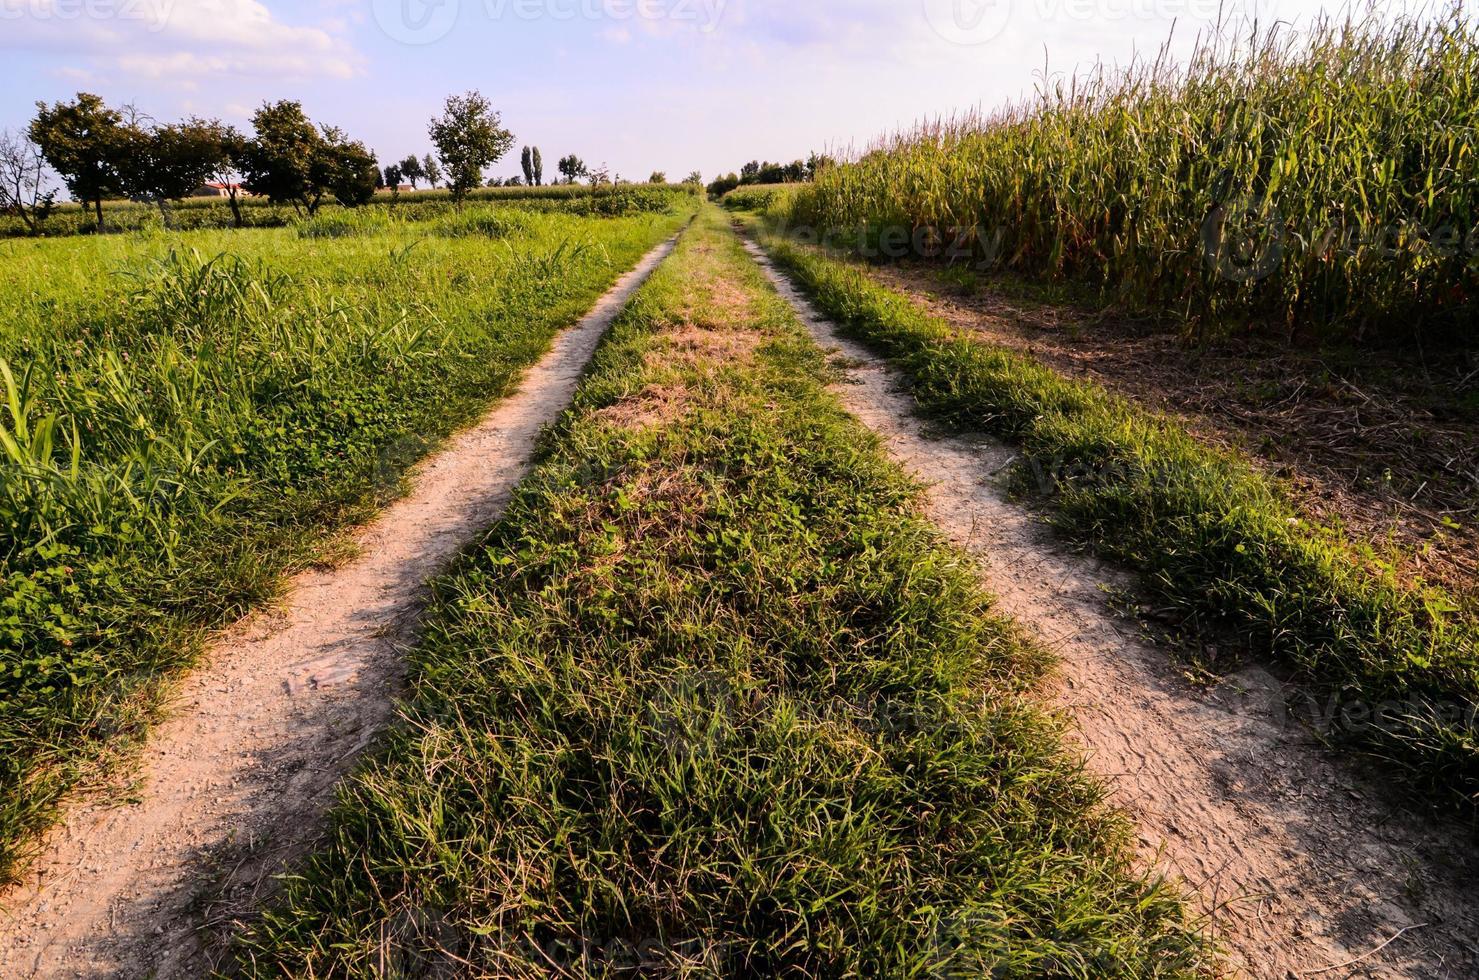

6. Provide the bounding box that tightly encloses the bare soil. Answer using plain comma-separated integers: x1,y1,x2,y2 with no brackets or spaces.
870,263,1479,601
748,239,1479,979
0,234,682,980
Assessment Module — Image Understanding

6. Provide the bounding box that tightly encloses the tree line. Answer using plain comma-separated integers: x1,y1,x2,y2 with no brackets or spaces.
1,89,700,233
706,153,834,197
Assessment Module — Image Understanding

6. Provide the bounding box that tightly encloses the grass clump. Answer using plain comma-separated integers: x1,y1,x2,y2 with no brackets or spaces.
785,9,1479,349
0,206,695,883
720,184,796,213
295,208,395,239
750,223,1479,811
432,205,533,239
233,210,1206,977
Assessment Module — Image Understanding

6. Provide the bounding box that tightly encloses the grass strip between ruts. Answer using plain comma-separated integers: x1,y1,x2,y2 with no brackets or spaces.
233,209,1206,976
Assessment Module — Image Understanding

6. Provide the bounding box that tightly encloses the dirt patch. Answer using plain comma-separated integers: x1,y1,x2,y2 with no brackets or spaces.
596,381,699,429
595,263,763,431
0,233,683,980
748,239,1479,979
869,263,1479,601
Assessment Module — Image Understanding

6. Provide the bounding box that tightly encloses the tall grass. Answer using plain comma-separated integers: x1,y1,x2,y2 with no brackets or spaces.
0,205,694,882
786,8,1479,348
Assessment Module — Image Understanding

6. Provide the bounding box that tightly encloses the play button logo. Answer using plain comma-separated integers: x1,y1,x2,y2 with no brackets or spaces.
374,0,460,45
923,0,1012,45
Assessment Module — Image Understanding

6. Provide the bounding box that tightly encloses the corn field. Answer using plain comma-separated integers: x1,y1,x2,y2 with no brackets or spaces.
786,8,1479,347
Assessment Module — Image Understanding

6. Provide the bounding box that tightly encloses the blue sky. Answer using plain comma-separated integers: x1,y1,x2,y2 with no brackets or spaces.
0,0,1421,185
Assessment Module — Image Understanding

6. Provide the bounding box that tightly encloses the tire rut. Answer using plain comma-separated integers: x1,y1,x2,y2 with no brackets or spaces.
743,237,1479,980
0,231,685,980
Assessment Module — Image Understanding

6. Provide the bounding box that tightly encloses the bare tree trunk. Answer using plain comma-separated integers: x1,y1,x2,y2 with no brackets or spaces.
93,196,104,233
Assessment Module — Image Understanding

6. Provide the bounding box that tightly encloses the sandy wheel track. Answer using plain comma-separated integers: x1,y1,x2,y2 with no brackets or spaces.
0,232,683,979
744,239,1479,979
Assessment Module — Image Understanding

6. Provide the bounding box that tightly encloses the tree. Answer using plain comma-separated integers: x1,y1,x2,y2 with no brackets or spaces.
505,175,524,187
428,91,513,209
739,160,761,183
521,146,534,186
399,153,425,190
239,100,327,214
384,163,403,194
237,103,374,214
706,172,740,197
124,120,230,226
199,121,250,227
683,170,702,186
325,135,379,206
531,147,543,186
29,93,132,232
805,152,835,180
756,161,787,184
557,154,587,184
0,129,56,233
422,153,442,188
648,171,667,184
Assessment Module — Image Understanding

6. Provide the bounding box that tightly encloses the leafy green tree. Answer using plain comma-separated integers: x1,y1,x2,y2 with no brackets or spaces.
683,170,702,186
531,146,543,186
739,160,761,183
756,161,787,184
706,172,740,197
29,92,132,232
398,153,425,189
239,100,328,214
557,154,587,184
384,163,403,194
428,91,513,209
422,153,442,188
648,171,667,184
521,146,534,186
805,152,835,180
325,134,379,206
124,119,232,226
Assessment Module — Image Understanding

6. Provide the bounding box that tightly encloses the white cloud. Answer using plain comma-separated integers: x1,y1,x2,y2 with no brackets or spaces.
0,0,361,80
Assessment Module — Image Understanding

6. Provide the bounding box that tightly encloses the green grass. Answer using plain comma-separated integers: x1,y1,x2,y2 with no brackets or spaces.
746,219,1479,813
781,9,1478,349
231,208,1206,977
719,184,795,213
0,203,695,883
1,184,701,239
